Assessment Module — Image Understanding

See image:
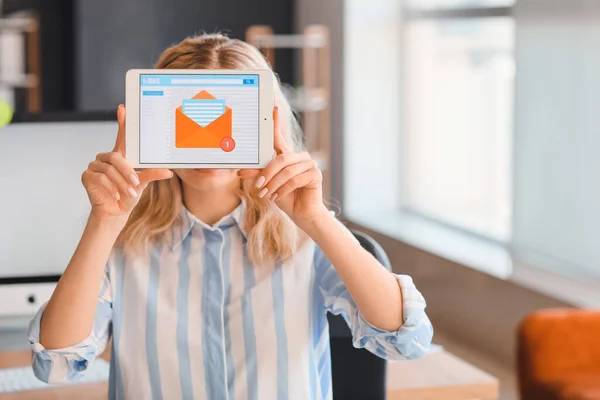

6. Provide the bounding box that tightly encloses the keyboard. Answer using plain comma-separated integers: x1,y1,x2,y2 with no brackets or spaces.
0,358,109,393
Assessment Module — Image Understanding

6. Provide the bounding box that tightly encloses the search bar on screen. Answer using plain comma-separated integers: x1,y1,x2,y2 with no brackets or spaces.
170,78,246,84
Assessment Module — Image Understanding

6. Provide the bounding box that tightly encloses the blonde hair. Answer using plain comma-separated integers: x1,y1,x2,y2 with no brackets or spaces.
117,33,303,265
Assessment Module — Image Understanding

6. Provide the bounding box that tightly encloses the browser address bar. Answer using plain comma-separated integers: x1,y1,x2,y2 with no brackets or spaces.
170,78,245,84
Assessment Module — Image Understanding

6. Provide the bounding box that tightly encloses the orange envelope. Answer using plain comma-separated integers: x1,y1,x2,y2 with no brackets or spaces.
175,90,232,148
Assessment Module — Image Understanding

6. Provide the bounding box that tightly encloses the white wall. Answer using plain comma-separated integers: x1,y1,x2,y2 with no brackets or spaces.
343,0,403,214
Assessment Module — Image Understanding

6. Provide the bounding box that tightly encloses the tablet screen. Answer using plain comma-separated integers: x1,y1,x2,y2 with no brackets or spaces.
139,74,259,164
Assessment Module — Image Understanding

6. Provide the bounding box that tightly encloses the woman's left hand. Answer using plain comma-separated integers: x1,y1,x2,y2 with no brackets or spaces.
238,106,327,227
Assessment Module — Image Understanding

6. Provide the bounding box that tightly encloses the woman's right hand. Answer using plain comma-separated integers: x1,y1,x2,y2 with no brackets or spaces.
82,105,173,223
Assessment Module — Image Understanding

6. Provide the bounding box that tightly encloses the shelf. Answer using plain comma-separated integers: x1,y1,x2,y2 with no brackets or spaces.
0,10,38,33
247,24,331,199
250,33,327,49
0,73,38,88
284,86,328,113
0,18,35,32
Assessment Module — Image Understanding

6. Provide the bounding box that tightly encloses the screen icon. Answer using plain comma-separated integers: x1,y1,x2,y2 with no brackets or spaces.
175,90,234,150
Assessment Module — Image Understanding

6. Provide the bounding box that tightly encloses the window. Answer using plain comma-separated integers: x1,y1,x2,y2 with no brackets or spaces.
345,0,600,283
401,2,515,241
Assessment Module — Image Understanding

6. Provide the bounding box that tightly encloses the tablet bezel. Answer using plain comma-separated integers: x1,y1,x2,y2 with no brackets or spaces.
125,69,274,169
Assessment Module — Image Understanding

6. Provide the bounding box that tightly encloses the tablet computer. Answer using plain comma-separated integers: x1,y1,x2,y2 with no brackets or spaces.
125,69,274,169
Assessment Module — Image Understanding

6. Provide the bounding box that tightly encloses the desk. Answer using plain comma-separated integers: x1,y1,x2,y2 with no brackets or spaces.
0,381,107,400
387,350,499,400
0,349,498,400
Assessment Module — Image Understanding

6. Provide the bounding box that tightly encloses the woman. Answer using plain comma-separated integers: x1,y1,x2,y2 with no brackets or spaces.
29,34,433,400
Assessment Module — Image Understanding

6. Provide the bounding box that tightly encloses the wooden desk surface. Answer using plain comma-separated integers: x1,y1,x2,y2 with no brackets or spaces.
387,350,499,400
0,382,108,400
0,349,497,400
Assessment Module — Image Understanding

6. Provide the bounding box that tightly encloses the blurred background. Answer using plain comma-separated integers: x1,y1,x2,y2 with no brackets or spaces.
1,0,600,399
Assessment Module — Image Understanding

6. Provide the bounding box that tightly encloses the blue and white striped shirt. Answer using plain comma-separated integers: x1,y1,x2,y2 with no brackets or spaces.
28,205,433,400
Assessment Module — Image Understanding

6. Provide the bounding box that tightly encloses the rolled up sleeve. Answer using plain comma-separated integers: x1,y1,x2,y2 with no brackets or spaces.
28,263,113,383
315,246,433,361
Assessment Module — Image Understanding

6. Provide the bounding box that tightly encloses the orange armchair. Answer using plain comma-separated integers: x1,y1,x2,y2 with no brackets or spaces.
518,309,600,400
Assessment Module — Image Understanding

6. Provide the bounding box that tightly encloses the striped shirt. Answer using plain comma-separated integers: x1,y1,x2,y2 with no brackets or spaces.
28,205,433,400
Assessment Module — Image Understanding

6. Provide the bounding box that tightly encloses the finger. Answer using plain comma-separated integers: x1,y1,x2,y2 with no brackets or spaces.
273,170,316,201
255,152,312,190
138,169,173,186
257,160,316,199
97,151,139,187
88,171,121,201
237,169,262,179
273,106,291,155
112,104,126,155
88,160,138,199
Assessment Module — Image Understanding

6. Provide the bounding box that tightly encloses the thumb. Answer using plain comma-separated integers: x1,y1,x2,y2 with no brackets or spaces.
113,105,126,155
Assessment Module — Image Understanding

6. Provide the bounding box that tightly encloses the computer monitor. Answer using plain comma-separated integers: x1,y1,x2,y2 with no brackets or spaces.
0,121,116,317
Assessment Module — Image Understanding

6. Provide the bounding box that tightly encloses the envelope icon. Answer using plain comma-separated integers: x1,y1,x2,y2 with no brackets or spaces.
175,90,232,148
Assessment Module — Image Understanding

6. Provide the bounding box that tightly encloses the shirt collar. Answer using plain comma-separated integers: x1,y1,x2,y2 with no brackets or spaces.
169,201,246,251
